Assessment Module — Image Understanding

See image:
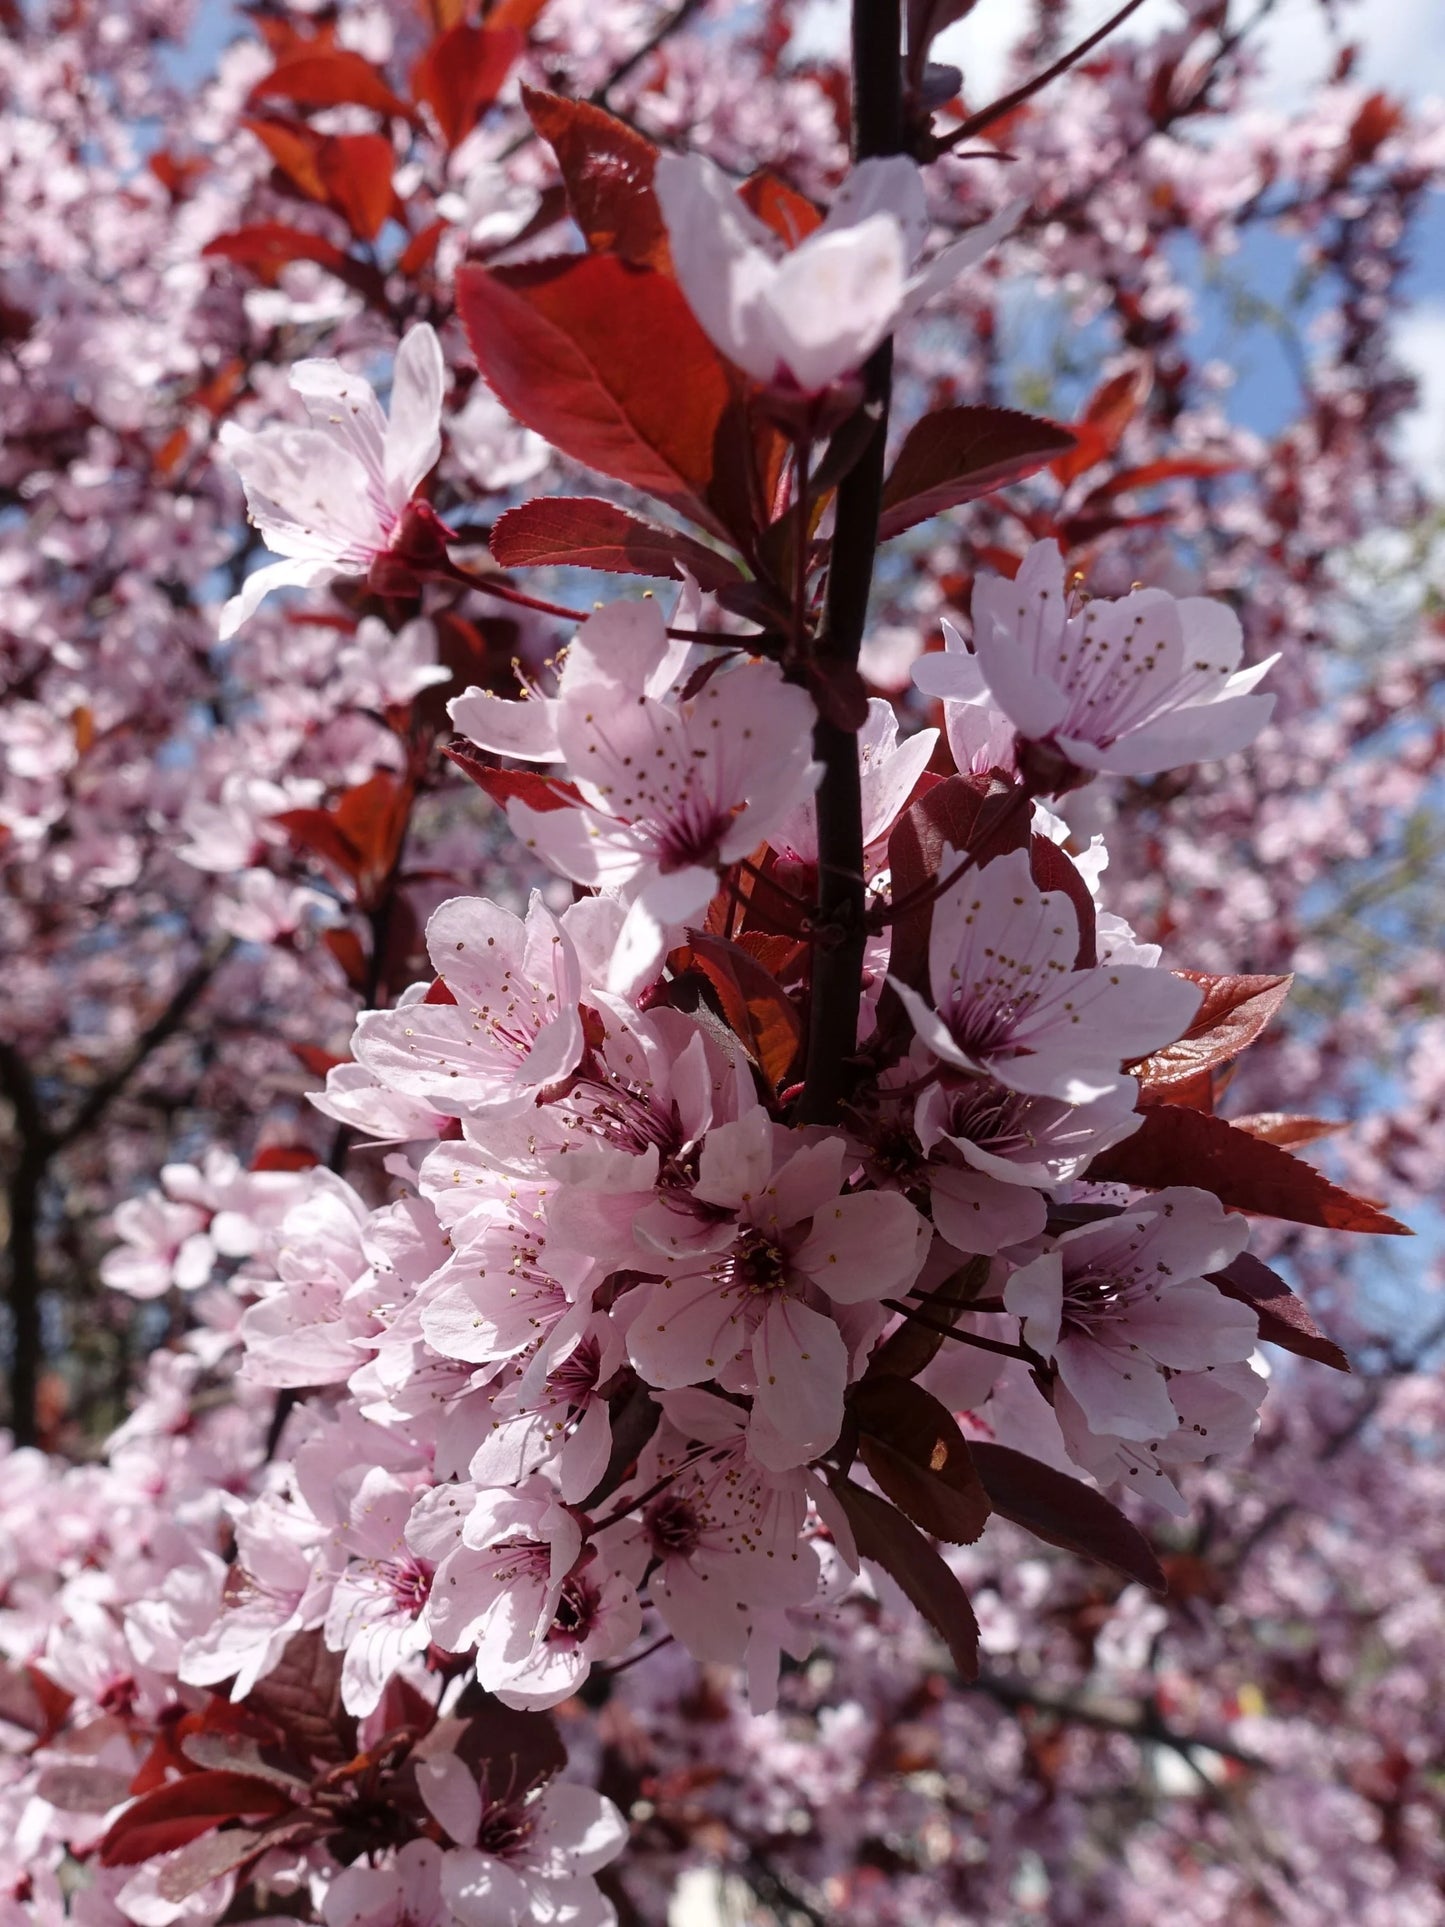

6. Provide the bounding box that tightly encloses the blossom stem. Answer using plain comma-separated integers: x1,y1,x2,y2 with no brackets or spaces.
882,1299,1034,1362
796,0,904,1126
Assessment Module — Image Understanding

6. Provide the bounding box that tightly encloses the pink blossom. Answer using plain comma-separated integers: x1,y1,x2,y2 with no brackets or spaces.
624,1123,931,1468
893,848,1201,1103
352,893,584,1120
323,1468,435,1716
957,539,1278,783
321,1840,446,1927
505,609,820,993
417,1754,626,1927
218,325,445,638
654,153,1020,394
1004,1188,1259,1478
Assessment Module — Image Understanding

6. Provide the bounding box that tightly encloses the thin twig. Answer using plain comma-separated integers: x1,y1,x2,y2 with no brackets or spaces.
927,0,1152,158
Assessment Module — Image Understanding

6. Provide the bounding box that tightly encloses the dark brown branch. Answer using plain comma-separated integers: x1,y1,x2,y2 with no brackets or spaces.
971,1669,1266,1771
0,1042,50,1449
54,937,235,1150
796,0,904,1126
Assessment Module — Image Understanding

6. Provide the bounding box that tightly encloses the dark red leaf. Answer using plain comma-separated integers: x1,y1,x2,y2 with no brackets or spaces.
456,255,736,540
1348,90,1405,164
1029,833,1096,968
155,1828,261,1904
1089,1106,1410,1235
33,1763,134,1812
879,405,1076,541
968,1442,1166,1592
1086,455,1241,500
866,1256,992,1381
1208,1250,1351,1372
1229,1112,1346,1149
522,88,669,269
413,24,521,148
154,1814,319,1904
324,925,369,991
244,1629,355,1771
442,743,581,814
250,49,412,119
318,132,397,242
826,1475,980,1678
884,774,1030,998
852,1380,991,1545
737,170,823,246
0,1663,72,1742
202,223,351,284
678,930,802,1089
1130,973,1292,1093
1050,365,1151,485
99,1772,294,1868
490,497,742,590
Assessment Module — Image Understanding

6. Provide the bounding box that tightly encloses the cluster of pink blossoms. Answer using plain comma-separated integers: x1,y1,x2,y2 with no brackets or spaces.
11,0,1440,1905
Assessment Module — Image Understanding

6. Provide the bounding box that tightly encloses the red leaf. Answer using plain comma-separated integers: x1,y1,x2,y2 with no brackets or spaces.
244,1629,355,1771
491,497,742,590
1208,1251,1350,1373
1131,973,1292,1093
318,133,396,242
442,743,581,814
398,218,448,277
490,0,552,31
33,1763,134,1812
202,223,350,285
678,930,802,1089
1050,365,1151,485
884,774,1031,998
242,114,327,200
99,1772,294,1868
737,170,823,246
276,773,411,909
1348,90,1404,164
250,1145,320,1173
1229,1112,1346,1149
879,406,1076,541
155,1827,262,1905
413,24,521,148
1086,455,1241,500
522,87,669,270
0,1663,73,1743
826,1475,980,1679
1089,1106,1410,1235
968,1442,1166,1592
456,255,736,539
324,925,369,991
250,49,412,119
866,1255,992,1382
1029,833,1096,968
852,1380,991,1545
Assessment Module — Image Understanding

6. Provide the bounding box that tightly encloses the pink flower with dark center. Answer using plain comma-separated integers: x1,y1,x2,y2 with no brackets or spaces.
416,1753,626,1927
1005,1188,1257,1453
893,847,1201,1104
624,1130,930,1469
503,603,819,994
352,892,584,1122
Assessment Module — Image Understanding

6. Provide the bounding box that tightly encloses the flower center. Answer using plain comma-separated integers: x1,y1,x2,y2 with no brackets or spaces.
732,1228,789,1294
